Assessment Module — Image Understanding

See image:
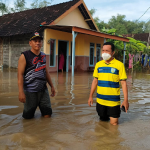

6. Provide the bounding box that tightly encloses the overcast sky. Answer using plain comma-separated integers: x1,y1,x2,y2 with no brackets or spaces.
8,0,150,23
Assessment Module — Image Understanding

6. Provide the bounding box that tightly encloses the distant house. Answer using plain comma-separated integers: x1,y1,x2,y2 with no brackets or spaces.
123,33,149,43
0,0,129,73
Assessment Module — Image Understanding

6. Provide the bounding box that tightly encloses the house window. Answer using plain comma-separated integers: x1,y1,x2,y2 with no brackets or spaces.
89,43,95,66
50,39,56,67
96,44,101,62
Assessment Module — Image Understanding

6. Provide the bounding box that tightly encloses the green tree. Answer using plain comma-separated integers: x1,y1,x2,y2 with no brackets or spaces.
89,8,148,35
89,8,96,16
89,8,110,31
101,27,116,34
89,8,101,26
102,28,148,60
108,14,128,34
144,21,150,33
133,21,145,33
31,0,51,8
97,21,110,31
11,0,26,12
0,2,8,15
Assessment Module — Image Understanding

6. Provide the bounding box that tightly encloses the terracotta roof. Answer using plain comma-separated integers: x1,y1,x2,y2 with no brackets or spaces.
0,0,80,37
123,33,149,42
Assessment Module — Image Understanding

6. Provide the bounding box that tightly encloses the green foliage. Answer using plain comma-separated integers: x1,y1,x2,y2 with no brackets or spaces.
89,8,96,17
144,21,150,33
31,0,51,9
133,61,142,71
100,28,149,60
11,0,26,12
0,0,52,15
143,47,150,55
107,15,147,34
125,37,147,57
126,42,139,55
89,9,150,35
89,8,101,26
126,37,146,53
108,14,128,34
101,27,116,34
97,21,109,31
0,2,8,15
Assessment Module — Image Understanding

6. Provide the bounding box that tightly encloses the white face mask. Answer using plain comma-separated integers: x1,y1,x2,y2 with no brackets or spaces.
102,53,111,61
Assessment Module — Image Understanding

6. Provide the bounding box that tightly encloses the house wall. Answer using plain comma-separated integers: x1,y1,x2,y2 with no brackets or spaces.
1,28,104,71
56,8,90,29
3,38,9,68
2,28,104,71
72,34,104,71
2,34,44,68
0,38,3,67
44,29,72,55
44,28,72,72
44,29,104,72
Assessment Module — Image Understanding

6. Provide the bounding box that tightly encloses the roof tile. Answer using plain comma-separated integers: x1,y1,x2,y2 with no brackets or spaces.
0,0,80,36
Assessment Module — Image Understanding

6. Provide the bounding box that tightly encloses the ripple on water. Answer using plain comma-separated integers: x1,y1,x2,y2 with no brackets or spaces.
0,71,150,149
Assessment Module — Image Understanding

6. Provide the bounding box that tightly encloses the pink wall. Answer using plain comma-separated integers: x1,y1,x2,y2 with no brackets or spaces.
46,55,98,72
46,55,58,72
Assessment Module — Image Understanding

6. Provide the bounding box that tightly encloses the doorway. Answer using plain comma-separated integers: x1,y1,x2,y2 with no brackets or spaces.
58,40,69,72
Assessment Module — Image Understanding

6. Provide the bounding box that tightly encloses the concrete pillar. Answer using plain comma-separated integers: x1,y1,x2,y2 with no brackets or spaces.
72,31,78,76
123,42,126,65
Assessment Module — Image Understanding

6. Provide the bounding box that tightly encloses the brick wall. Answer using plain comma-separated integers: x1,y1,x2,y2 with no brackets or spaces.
2,34,44,68
0,38,3,66
3,38,9,68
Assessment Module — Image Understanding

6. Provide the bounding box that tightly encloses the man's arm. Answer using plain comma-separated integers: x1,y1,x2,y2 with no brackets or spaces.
88,78,98,106
120,80,129,113
46,67,55,97
18,54,26,103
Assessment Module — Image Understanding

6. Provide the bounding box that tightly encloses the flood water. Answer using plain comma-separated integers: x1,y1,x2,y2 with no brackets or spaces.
0,70,150,150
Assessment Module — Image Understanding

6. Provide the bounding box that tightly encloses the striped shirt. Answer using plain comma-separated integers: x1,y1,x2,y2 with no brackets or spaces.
22,50,47,92
93,58,127,107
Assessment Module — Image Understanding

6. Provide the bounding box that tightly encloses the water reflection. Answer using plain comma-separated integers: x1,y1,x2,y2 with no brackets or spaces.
69,76,75,106
0,70,150,149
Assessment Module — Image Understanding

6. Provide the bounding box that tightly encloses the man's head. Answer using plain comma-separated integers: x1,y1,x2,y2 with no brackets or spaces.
102,42,115,61
29,32,43,51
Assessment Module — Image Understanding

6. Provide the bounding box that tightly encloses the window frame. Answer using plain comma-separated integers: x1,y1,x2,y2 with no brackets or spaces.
49,39,56,67
96,43,101,62
89,43,95,67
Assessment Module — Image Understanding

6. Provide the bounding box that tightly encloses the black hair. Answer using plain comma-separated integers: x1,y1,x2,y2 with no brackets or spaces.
103,42,115,52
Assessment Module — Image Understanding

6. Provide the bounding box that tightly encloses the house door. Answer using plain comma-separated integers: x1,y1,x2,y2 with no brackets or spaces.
58,41,69,72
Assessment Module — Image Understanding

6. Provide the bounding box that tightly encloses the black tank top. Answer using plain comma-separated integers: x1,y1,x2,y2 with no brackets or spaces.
22,50,47,92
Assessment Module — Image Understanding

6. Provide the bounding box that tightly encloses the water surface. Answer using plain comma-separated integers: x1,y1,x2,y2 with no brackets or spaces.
0,70,150,150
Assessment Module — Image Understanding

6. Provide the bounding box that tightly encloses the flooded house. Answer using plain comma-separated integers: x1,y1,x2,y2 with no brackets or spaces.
0,0,129,74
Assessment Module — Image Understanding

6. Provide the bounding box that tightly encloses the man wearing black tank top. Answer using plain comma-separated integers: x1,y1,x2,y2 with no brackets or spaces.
18,32,55,119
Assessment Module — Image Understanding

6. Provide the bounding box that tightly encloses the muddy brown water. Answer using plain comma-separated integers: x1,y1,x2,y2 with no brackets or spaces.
0,70,150,150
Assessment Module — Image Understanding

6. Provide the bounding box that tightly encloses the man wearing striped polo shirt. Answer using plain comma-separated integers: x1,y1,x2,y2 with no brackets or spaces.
88,42,129,125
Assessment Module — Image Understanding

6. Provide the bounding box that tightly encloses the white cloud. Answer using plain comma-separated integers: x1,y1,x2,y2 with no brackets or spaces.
90,0,150,22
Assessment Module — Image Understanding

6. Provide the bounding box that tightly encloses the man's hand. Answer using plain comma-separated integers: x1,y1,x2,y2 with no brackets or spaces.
121,100,129,113
88,97,93,107
51,86,55,97
88,78,98,107
19,92,26,103
18,54,26,104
